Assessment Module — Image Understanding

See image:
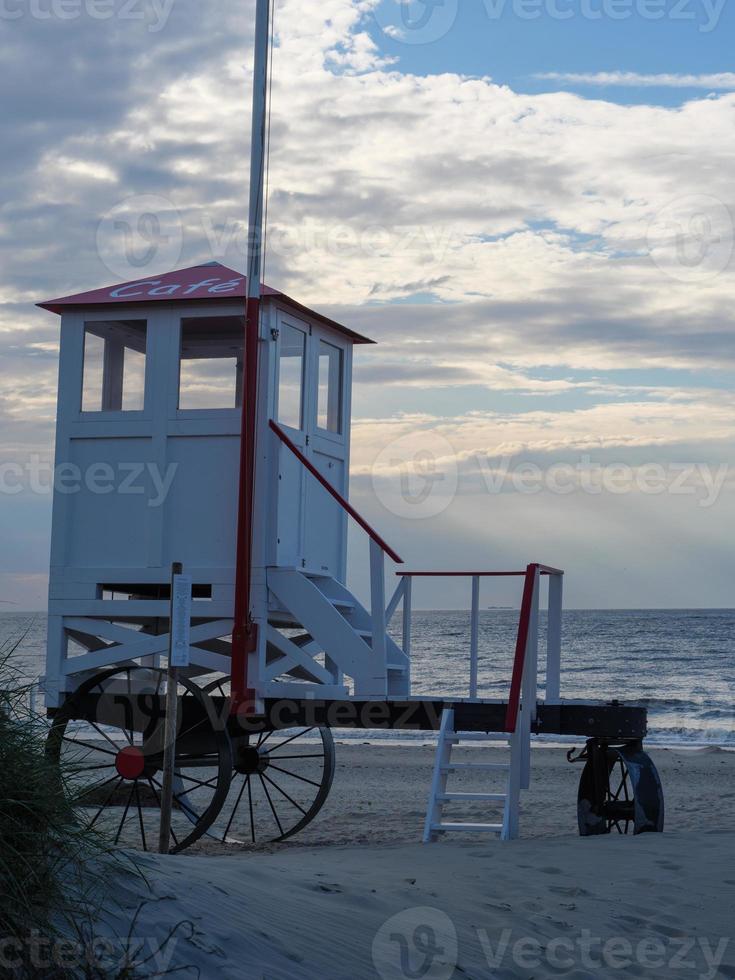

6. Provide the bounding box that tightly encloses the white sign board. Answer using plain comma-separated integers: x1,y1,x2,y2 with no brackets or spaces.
170,574,192,667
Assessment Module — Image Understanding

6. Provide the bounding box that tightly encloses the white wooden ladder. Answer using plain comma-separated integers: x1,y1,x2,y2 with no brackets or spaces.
423,707,527,842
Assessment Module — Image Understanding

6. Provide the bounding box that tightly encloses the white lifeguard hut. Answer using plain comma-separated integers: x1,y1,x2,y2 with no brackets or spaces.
37,2,662,852
40,261,411,710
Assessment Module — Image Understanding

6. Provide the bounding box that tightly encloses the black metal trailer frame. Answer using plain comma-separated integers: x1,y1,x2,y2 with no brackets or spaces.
46,666,664,853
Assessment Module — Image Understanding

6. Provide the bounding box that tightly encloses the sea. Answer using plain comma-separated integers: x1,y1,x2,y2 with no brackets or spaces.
2,609,734,748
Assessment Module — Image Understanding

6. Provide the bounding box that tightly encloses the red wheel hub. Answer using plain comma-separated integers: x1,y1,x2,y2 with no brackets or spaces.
115,746,145,780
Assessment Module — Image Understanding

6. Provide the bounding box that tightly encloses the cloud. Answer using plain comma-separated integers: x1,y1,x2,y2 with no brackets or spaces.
535,71,735,89
1,0,734,606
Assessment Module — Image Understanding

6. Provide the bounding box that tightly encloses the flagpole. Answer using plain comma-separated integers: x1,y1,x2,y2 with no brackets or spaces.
232,0,270,712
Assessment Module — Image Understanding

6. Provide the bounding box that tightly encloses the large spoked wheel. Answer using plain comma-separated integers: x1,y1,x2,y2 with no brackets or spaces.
46,666,232,853
201,677,336,845
578,740,664,836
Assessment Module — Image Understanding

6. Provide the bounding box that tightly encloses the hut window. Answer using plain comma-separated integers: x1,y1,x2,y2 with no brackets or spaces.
278,323,305,430
178,317,244,410
317,341,343,434
82,320,147,412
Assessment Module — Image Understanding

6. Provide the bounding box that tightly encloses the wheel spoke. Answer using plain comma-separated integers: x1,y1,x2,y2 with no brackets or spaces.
89,722,123,753
247,774,255,844
114,785,136,844
223,776,249,840
86,778,124,830
262,772,307,815
77,773,119,801
266,728,315,754
134,783,147,852
268,764,322,789
175,772,220,791
267,753,324,761
71,763,116,775
151,776,200,822
61,735,118,758
259,773,284,836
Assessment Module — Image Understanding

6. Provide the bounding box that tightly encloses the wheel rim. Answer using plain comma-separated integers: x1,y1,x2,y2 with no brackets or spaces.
46,666,232,853
577,745,657,837
202,677,335,845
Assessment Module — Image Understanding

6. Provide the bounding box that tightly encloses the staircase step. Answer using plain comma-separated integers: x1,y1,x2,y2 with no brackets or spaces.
441,763,510,773
432,822,503,834
447,733,509,743
329,597,355,610
437,792,507,803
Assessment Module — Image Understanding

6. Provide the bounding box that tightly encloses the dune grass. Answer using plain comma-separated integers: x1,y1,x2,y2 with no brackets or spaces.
0,626,104,974
0,624,194,977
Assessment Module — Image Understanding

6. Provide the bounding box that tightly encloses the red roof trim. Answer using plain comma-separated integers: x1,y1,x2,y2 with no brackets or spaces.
37,262,374,345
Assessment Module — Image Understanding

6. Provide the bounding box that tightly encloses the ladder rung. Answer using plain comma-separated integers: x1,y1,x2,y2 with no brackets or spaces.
440,763,510,772
447,733,508,743
432,822,503,834
437,792,507,803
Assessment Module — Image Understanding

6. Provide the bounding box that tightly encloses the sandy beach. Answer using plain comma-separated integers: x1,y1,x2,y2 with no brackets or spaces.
183,740,735,852
86,743,735,979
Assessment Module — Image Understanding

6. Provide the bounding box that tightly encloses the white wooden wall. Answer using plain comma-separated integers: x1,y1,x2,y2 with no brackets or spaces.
46,297,354,702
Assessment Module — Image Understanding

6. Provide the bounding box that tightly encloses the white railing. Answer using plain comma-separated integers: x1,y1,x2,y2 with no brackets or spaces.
387,565,564,707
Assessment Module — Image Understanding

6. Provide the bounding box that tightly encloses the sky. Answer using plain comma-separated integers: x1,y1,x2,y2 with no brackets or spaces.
0,0,733,610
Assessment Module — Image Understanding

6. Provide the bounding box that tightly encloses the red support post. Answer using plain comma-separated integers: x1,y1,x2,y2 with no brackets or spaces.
231,298,260,714
504,563,538,733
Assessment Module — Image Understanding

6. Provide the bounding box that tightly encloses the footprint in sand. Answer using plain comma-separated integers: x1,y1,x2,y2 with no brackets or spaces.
549,886,591,897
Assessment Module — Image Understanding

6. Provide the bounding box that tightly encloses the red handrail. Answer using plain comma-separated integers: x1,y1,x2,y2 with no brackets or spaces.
504,563,539,733
398,568,563,578
269,420,404,565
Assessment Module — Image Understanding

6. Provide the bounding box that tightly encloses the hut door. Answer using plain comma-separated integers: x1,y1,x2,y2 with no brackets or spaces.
274,315,348,577
275,315,309,569
302,332,348,577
